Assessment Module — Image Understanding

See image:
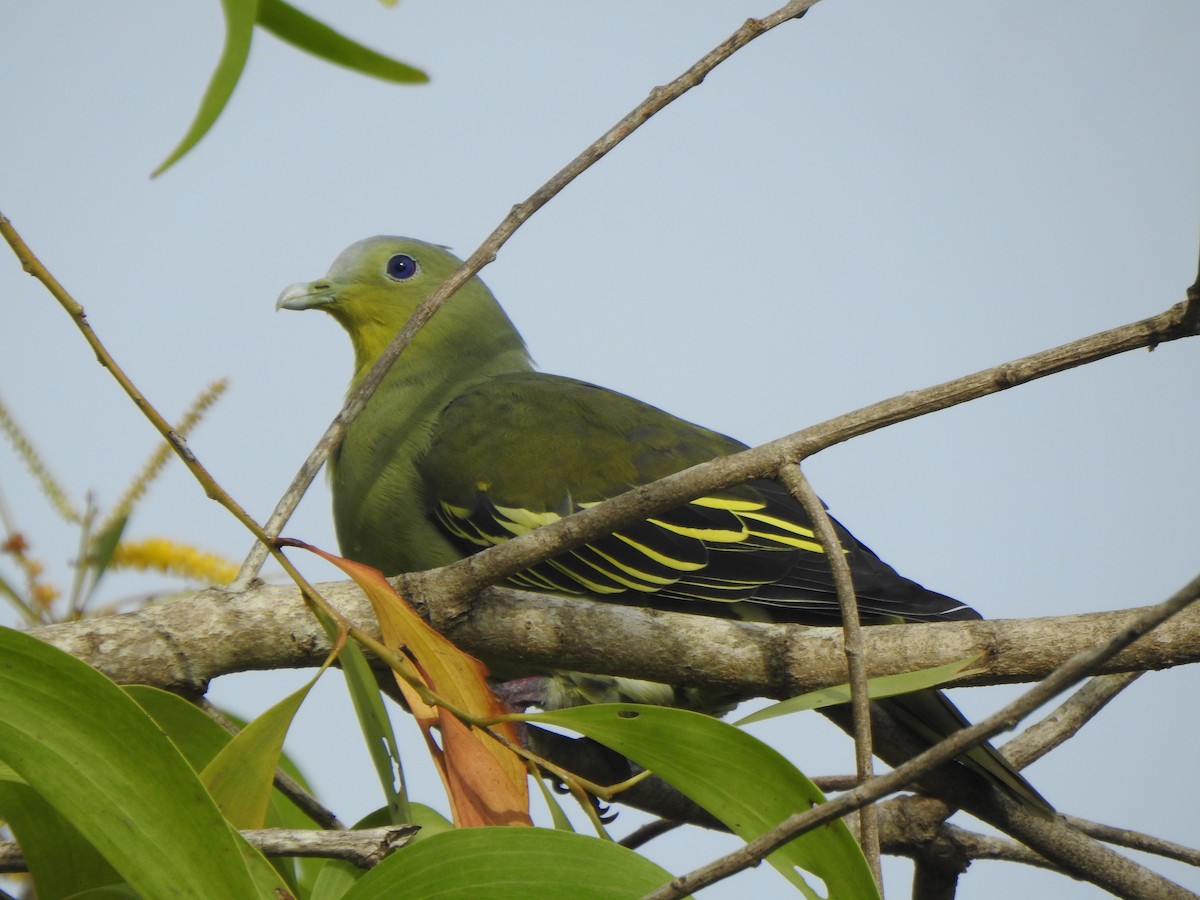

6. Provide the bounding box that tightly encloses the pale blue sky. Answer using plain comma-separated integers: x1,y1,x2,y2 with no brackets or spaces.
3,2,1199,896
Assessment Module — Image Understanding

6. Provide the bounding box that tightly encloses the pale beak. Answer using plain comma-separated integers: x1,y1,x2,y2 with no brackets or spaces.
276,281,336,311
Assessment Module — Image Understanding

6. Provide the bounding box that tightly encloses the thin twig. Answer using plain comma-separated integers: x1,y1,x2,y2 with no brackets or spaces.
1002,672,1143,771
811,774,861,792
234,0,824,585
1066,816,1200,868
643,568,1200,899
0,215,269,551
0,213,482,728
0,826,419,873
778,464,880,889
239,826,418,866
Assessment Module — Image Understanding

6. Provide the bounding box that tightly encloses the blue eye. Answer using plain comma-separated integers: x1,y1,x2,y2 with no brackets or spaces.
386,254,418,281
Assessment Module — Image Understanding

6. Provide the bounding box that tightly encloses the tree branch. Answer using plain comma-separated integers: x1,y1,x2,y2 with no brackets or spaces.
0,826,419,874
1002,672,1143,770
26,579,1200,699
780,465,880,884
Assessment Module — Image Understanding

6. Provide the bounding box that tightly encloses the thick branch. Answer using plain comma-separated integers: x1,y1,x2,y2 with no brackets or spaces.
26,579,1200,699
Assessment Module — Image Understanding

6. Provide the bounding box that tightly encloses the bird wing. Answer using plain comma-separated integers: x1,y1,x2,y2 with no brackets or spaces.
419,372,977,625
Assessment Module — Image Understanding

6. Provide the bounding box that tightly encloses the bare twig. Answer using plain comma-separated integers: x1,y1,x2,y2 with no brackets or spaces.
234,0,824,585
620,819,684,851
1002,672,1143,771
1067,816,1200,868
0,214,267,549
779,464,880,887
0,826,418,874
0,216,487,726
890,810,1199,872
240,826,418,867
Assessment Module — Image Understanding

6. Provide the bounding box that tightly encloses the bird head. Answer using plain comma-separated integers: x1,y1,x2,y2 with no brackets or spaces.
277,236,527,385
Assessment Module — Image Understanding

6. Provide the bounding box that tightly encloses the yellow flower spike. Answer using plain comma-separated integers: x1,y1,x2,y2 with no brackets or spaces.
0,393,81,524
109,538,238,585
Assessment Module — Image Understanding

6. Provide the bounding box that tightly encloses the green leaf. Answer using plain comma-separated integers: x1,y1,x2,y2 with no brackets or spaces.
124,684,232,767
257,0,427,83
87,513,128,585
0,625,282,898
152,0,256,176
63,887,140,899
126,686,326,891
528,704,880,899
0,779,119,899
342,827,682,900
200,674,318,829
735,656,986,726
310,856,361,900
339,637,409,822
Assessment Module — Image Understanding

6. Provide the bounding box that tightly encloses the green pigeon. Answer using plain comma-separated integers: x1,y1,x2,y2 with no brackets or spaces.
278,235,1051,814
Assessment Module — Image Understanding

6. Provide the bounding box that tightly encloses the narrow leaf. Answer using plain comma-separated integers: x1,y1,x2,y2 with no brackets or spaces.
87,513,128,582
530,765,575,832
126,686,326,890
201,675,318,829
123,685,231,769
735,656,986,726
340,636,409,822
529,704,880,899
256,0,427,83
152,0,256,176
0,779,119,899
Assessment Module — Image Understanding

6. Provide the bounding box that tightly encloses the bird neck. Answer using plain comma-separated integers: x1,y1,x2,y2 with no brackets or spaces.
329,307,531,573
342,297,532,460
345,287,531,395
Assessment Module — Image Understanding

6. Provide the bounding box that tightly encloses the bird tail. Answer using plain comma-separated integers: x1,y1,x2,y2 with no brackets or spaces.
876,690,1054,816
